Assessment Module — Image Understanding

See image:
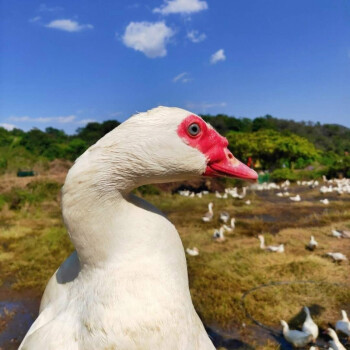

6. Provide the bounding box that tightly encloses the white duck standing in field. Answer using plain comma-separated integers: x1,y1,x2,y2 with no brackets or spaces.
290,194,301,202
212,227,225,242
302,306,319,342
332,229,350,239
280,320,313,348
186,247,199,256
332,229,343,239
335,310,350,337
258,234,284,253
326,252,348,263
223,218,235,232
320,198,330,205
19,107,257,350
325,328,346,350
307,236,318,251
202,202,214,222
219,211,230,223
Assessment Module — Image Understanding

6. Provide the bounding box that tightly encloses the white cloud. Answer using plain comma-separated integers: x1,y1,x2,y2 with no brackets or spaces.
29,16,41,23
154,0,208,15
122,21,174,58
10,115,77,123
0,123,16,131
38,4,63,12
45,19,93,32
173,72,191,83
187,30,206,43
210,49,226,64
77,119,96,125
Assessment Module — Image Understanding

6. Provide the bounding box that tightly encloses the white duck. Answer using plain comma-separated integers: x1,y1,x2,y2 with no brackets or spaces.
335,310,350,337
332,229,350,239
219,211,230,223
202,202,214,222
258,235,284,253
290,194,301,202
223,218,235,232
215,191,222,198
325,328,346,350
320,198,330,205
332,229,343,239
19,107,257,350
307,236,318,250
302,306,319,342
280,320,313,348
186,247,199,256
326,252,348,263
212,227,225,242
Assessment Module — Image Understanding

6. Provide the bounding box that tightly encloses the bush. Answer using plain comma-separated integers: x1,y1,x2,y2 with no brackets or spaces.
326,156,350,178
134,185,160,196
0,157,7,174
270,168,298,182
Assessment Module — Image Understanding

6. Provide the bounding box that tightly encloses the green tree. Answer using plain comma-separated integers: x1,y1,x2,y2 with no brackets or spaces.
227,130,318,170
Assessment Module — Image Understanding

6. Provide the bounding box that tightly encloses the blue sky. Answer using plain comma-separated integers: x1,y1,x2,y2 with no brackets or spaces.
1,0,350,133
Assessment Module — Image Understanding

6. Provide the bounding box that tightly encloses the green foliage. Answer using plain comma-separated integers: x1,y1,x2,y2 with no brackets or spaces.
326,155,350,178
134,184,161,196
201,114,350,155
270,168,298,182
76,120,120,146
227,129,318,170
65,139,88,160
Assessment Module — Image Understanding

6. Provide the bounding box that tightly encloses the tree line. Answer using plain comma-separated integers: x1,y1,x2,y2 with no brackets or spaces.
0,114,349,178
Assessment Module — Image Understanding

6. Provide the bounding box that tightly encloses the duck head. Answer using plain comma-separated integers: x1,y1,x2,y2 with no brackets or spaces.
176,112,257,180
69,107,257,194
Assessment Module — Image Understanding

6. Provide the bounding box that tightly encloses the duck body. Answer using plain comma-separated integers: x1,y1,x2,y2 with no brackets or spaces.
20,107,257,350
302,306,319,341
24,195,212,350
202,202,214,222
335,310,350,337
307,236,318,251
326,328,346,350
219,211,229,223
281,320,313,347
327,252,347,262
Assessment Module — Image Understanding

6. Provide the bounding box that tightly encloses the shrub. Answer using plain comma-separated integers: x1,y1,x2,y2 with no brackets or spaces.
134,185,160,196
270,168,298,182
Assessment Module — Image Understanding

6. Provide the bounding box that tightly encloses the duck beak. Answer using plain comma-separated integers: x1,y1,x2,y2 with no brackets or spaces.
204,148,258,181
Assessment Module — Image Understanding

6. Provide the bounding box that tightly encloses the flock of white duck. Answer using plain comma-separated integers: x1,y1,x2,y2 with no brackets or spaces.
281,308,350,349
252,177,350,205
185,175,349,348
188,179,349,263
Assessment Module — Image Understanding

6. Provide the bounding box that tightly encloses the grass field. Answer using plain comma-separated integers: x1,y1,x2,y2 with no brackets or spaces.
0,174,349,349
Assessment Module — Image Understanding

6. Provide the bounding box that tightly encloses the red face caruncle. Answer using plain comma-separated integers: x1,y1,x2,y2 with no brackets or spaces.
177,115,258,181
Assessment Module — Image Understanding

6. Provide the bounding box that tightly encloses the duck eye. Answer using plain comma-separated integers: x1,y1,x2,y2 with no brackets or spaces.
188,123,201,136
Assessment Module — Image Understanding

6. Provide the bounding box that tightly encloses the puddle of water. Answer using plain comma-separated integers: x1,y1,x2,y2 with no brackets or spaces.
0,299,38,350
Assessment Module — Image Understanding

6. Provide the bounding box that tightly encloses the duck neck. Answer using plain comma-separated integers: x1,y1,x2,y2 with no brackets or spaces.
259,236,265,249
342,310,349,321
61,149,181,268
